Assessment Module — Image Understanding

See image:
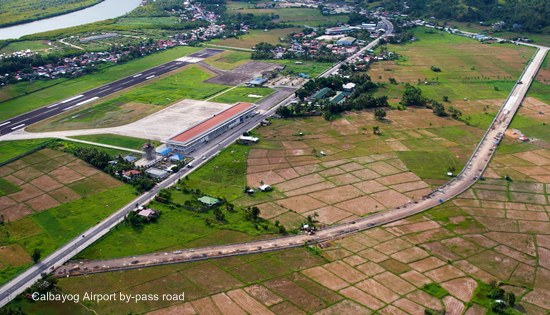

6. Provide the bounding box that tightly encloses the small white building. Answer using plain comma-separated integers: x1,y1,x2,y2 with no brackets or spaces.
342,82,356,92
259,184,272,191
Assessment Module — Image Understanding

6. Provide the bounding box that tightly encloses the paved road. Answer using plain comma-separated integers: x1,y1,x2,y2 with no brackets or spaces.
54,47,550,277
0,49,224,136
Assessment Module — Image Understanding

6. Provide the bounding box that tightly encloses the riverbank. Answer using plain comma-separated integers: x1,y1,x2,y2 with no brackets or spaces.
0,0,104,28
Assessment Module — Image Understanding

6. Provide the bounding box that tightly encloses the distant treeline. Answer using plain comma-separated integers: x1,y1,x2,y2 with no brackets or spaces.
385,0,550,32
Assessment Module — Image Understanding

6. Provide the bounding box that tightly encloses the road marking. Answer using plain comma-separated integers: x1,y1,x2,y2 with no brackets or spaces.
145,75,155,80
99,85,110,90
10,124,25,130
62,96,100,111
60,95,84,104
133,73,142,78
0,121,11,127
46,103,61,108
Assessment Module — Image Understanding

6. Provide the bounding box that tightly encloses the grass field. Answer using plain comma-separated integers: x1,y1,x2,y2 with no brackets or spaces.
0,0,101,27
0,40,51,54
210,28,301,49
227,7,348,26
210,86,274,104
0,139,54,164
204,50,252,70
397,151,460,180
0,46,201,121
370,28,535,102
69,134,161,150
265,59,334,78
28,65,229,131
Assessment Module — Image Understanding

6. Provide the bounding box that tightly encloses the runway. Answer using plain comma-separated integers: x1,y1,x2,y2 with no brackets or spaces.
0,48,224,136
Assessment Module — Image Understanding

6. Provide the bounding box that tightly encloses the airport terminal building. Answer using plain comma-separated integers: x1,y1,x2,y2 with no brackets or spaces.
166,102,257,154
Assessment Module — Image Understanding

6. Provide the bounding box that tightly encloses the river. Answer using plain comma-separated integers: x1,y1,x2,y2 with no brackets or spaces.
0,0,142,40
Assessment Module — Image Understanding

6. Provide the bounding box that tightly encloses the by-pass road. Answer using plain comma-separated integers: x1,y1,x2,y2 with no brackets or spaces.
53,46,549,277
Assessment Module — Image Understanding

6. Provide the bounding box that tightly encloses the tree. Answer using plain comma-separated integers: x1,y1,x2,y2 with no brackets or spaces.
400,84,427,107
276,106,292,118
431,100,447,117
442,95,449,102
448,106,462,120
156,189,172,204
374,108,387,120
213,207,225,222
505,291,516,307
31,248,41,263
244,206,261,221
373,126,380,135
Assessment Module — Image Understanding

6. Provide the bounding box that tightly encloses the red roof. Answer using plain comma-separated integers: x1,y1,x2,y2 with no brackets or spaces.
170,102,255,143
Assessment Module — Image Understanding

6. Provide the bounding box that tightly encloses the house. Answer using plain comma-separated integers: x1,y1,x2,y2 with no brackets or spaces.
198,196,220,206
156,146,172,156
343,82,356,92
145,167,169,180
122,169,141,180
259,184,272,192
137,208,158,220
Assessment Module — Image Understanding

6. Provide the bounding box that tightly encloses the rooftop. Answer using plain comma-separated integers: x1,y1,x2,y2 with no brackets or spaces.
170,102,255,144
198,196,220,206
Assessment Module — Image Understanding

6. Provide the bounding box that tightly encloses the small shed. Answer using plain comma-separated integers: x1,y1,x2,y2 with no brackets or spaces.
137,208,158,219
156,147,172,156
336,36,356,46
169,153,185,161
198,196,220,206
146,168,169,180
123,155,137,162
259,184,272,191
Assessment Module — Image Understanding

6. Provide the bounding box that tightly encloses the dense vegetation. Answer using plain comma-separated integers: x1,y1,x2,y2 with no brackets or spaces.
0,0,102,27
387,0,550,33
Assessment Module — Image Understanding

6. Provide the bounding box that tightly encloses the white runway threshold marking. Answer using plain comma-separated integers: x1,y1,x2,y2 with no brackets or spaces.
145,75,156,80
11,123,25,130
62,97,100,111
133,73,142,77
0,121,11,127
60,95,84,104
175,56,203,63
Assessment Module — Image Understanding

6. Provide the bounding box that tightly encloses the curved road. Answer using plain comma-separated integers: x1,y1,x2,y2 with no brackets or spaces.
55,45,549,277
0,20,546,307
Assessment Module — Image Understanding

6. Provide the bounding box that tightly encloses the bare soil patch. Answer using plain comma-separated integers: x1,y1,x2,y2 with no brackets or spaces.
275,168,300,180
12,166,43,182
256,202,288,220
400,270,432,288
49,186,81,203
467,250,518,279
335,196,384,216
25,194,60,212
373,271,415,295
376,172,421,186
367,161,402,176
355,278,399,303
1,204,33,222
351,168,380,180
284,181,335,197
49,166,85,184
443,296,465,315
309,185,364,204
29,175,63,192
409,256,447,273
0,244,32,266
243,285,283,307
371,190,410,208
390,246,430,264
301,266,349,291
328,173,361,185
406,290,443,311
315,300,370,315
441,277,477,302
210,293,245,315
303,206,352,224
509,192,547,205
276,174,325,192
353,180,387,194
263,277,325,313
425,265,466,283
8,183,43,202
339,286,385,310
275,195,325,213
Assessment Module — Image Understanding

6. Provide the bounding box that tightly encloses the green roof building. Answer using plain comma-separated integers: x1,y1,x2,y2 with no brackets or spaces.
198,196,220,206
311,87,332,100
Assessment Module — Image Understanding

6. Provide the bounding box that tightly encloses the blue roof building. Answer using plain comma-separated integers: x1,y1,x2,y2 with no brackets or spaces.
169,153,185,161
156,147,172,156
